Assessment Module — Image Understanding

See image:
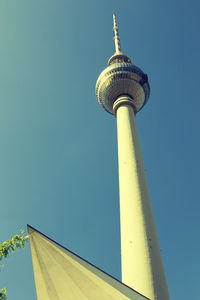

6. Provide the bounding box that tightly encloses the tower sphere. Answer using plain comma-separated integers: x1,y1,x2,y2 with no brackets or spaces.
95,14,150,115
96,52,150,115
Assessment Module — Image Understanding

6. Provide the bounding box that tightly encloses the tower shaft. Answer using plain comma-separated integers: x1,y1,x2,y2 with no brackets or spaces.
115,96,169,300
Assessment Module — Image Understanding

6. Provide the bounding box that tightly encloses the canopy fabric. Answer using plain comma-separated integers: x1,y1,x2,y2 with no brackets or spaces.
28,225,149,300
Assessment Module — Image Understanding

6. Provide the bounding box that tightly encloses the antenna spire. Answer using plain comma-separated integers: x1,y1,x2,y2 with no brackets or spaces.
113,13,121,53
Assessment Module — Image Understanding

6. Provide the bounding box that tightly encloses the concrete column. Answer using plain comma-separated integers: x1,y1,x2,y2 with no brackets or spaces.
114,96,169,300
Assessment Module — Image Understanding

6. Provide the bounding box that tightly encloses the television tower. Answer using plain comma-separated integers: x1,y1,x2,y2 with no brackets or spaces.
96,14,169,300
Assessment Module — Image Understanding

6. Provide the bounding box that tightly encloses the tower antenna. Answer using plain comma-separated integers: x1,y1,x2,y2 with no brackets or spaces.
113,13,121,53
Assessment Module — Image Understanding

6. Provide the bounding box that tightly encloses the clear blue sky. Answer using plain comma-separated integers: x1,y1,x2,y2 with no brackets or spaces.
0,0,200,299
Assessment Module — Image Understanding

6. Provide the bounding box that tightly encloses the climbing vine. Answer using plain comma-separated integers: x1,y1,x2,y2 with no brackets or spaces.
0,230,28,299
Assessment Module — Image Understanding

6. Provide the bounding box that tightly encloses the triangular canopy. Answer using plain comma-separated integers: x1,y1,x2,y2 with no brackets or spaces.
28,225,149,300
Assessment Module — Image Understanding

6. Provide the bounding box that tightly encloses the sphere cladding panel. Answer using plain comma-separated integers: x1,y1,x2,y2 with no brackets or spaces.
100,77,145,114
96,63,149,114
